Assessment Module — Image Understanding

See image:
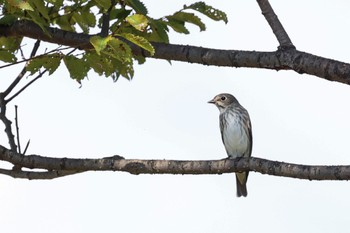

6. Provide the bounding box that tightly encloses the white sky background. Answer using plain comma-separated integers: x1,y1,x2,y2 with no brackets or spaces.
1,0,350,232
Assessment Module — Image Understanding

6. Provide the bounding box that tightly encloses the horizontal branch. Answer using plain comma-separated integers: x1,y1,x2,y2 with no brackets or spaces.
0,145,349,180
0,168,83,179
1,20,350,85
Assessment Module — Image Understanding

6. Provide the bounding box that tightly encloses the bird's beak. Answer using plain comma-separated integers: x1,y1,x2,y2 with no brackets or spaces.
208,98,216,104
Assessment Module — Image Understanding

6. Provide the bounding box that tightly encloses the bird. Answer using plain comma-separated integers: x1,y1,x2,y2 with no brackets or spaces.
208,93,252,197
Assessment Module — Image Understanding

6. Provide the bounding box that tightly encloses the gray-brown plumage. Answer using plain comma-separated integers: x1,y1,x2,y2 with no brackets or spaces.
208,93,252,197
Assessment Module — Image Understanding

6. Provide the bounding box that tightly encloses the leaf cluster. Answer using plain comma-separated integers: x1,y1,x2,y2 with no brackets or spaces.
0,0,227,81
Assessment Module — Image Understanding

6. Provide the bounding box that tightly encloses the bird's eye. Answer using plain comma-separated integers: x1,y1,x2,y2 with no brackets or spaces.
220,96,226,101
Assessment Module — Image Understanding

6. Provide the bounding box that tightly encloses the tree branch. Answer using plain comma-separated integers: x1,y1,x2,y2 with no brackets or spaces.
0,168,83,179
0,40,43,152
0,20,349,84
0,144,349,180
0,94,17,152
14,105,21,154
256,0,295,49
23,139,30,155
100,0,116,37
0,45,69,70
2,40,40,98
6,69,48,103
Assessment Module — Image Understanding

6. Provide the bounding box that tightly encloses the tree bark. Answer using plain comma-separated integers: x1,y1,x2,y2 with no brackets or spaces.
1,20,350,85
1,145,349,180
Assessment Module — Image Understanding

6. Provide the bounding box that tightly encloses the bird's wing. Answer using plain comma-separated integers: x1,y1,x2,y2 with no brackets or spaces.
246,111,253,157
219,113,226,144
238,105,253,157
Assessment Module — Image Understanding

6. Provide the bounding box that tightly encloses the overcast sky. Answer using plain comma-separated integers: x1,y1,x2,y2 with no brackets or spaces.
1,0,350,232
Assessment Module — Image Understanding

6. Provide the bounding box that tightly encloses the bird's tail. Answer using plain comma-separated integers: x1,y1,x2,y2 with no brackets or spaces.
236,172,249,197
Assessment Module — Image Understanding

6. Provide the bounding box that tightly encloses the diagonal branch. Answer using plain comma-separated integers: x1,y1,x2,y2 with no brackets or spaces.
0,99,17,151
0,40,42,152
3,40,40,98
0,144,350,180
6,69,48,103
256,0,295,49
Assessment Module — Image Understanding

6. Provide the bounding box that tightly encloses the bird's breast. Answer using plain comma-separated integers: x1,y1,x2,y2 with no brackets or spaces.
221,112,250,158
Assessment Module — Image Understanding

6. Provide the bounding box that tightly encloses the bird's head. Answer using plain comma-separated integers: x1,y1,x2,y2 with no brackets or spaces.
208,93,238,111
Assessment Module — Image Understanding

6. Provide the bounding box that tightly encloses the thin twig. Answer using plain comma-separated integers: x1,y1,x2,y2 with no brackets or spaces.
3,40,41,97
256,0,295,49
6,69,48,103
23,139,30,155
66,47,78,56
19,46,26,60
14,105,21,154
0,45,70,70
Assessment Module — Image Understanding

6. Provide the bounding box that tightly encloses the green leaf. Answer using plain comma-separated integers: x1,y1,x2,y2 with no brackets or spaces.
126,14,148,31
72,12,89,33
105,8,133,31
26,54,62,75
63,55,90,81
125,0,148,15
85,52,108,76
30,0,50,20
0,15,18,25
83,11,96,28
88,37,134,80
46,0,63,6
26,58,43,74
0,37,22,51
148,19,169,43
90,35,112,55
85,51,133,81
107,38,132,63
54,14,74,31
166,17,189,34
171,12,205,31
0,50,17,62
52,14,75,32
8,0,34,11
110,8,132,20
183,2,228,24
114,59,134,80
93,0,111,12
134,54,146,65
121,33,154,56
26,10,50,33
44,54,61,75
